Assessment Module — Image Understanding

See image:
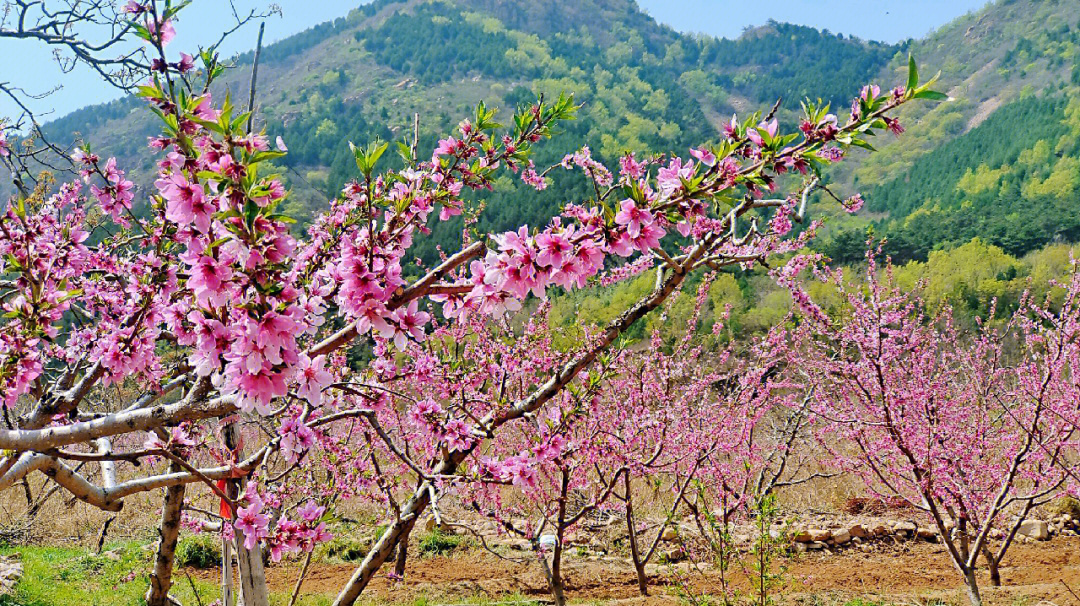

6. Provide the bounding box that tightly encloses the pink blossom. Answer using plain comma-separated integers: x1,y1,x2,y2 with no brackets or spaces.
842,193,865,213
158,172,213,232
295,354,333,405
689,146,716,167
390,300,430,350
614,199,652,239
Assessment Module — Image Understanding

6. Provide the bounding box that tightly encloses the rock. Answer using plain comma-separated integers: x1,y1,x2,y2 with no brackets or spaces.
917,527,937,540
422,515,438,533
807,528,832,542
871,524,889,537
1017,519,1049,541
851,536,863,545
0,556,21,596
102,549,122,561
832,529,851,545
793,542,808,553
509,539,531,551
848,524,869,539
661,526,679,541
806,541,827,550
792,530,813,543
893,521,917,536
663,548,686,562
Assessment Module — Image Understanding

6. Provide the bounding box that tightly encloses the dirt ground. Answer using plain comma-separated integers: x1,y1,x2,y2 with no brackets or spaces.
189,536,1080,605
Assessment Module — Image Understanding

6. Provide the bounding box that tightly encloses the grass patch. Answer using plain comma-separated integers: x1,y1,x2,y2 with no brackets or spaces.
176,533,222,569
417,528,463,557
321,535,371,562
0,541,169,606
0,540,334,606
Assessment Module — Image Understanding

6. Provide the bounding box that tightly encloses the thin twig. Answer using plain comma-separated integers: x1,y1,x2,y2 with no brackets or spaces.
287,550,314,606
245,21,265,133
184,568,205,606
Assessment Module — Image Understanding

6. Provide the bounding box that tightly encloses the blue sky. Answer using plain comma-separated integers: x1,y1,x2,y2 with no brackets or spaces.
0,0,991,123
637,0,991,43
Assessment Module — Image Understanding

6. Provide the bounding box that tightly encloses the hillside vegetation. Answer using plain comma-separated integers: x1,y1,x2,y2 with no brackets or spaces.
32,0,1080,269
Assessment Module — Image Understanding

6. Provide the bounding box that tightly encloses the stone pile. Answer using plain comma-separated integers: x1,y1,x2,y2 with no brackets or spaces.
787,514,1078,554
422,509,1080,561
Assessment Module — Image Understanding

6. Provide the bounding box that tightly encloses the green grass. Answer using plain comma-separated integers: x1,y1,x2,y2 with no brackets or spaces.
416,528,463,557
0,541,335,606
0,540,178,606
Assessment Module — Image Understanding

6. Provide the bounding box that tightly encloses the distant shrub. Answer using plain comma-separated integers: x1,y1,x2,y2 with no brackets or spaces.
1049,496,1080,519
418,528,462,557
322,536,370,562
176,534,222,569
842,496,914,516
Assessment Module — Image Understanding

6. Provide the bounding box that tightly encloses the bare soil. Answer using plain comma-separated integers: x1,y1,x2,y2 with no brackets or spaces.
188,536,1080,605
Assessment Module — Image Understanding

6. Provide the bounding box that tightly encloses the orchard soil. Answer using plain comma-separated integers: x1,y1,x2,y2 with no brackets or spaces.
188,537,1080,605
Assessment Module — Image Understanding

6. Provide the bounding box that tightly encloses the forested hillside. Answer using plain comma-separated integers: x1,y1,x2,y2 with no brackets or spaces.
38,0,896,265
32,0,1080,268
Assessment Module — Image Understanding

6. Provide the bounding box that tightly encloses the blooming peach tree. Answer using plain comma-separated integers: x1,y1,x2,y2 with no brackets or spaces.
787,248,1080,606
0,3,940,605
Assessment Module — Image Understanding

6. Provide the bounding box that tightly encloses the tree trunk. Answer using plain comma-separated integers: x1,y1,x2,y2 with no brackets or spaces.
544,470,569,606
146,463,185,606
236,539,270,606
223,423,270,606
332,451,467,606
623,474,648,596
95,515,115,554
393,525,410,579
981,544,1001,587
539,550,567,606
222,536,234,606
547,545,566,606
331,486,429,606
963,568,983,606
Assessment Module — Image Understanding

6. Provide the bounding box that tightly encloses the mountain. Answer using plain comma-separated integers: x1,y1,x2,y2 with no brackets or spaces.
36,0,896,264
823,0,1080,263
29,0,1080,266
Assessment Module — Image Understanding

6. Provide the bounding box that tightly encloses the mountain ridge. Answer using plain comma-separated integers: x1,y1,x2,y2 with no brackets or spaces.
22,0,1080,265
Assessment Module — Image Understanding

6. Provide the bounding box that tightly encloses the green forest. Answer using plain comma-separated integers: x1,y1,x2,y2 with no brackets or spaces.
32,0,1080,340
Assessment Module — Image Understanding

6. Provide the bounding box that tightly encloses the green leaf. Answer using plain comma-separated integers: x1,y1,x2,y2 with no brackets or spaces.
907,54,919,92
190,118,225,135
250,150,286,164
913,90,948,101
207,237,231,250
232,112,252,133
850,139,877,152
367,140,389,169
